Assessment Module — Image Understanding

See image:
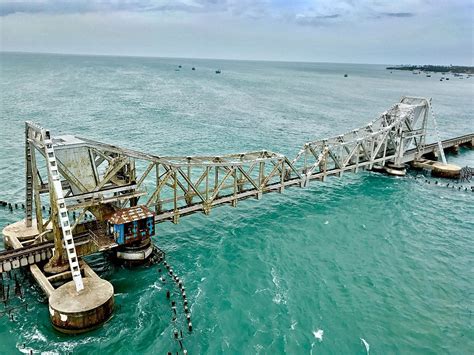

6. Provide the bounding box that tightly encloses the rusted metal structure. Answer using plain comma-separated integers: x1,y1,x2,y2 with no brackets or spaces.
1,96,473,333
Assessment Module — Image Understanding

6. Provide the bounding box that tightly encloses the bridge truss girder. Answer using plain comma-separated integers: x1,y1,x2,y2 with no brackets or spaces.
291,96,431,185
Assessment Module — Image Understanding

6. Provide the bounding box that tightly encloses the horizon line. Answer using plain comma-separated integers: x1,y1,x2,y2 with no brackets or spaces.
3,50,471,68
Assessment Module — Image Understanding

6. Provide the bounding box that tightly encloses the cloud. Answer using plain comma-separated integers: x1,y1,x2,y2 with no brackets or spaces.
0,0,422,19
295,13,341,26
0,1,205,16
380,12,415,18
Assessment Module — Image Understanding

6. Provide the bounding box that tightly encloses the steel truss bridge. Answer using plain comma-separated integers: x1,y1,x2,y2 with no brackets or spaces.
2,96,473,292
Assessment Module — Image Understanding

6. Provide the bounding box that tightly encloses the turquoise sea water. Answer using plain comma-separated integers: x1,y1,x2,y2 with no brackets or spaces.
0,52,473,354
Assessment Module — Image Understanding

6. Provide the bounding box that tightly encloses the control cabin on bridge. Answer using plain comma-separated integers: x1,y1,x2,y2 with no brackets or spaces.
106,206,155,245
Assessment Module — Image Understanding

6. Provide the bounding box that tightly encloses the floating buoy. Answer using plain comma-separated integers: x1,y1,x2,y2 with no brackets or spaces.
186,314,191,322
171,300,176,307
184,305,189,313
184,299,188,306
188,322,192,332
174,329,179,339
166,290,170,299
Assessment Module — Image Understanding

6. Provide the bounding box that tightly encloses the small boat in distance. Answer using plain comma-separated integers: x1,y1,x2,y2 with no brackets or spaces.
192,67,196,71
178,65,182,68
344,74,348,77
426,74,431,77
215,70,221,74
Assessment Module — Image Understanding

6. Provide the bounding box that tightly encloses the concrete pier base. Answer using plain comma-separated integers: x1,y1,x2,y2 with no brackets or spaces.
2,218,115,334
412,159,461,179
49,277,114,334
3,219,51,247
384,163,407,176
431,163,461,179
116,238,153,264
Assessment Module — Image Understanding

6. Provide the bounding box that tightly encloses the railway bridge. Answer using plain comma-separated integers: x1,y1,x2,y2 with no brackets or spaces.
1,96,473,334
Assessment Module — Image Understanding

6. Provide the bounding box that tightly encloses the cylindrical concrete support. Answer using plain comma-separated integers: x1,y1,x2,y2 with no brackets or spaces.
384,163,407,176
431,163,461,179
115,238,154,265
49,278,114,334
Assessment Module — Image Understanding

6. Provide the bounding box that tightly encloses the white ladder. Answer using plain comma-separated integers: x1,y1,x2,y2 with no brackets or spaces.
429,104,447,165
44,135,84,292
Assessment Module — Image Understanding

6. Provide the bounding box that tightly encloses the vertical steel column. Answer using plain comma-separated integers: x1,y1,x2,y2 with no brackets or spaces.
25,124,33,227
155,164,161,214
257,161,264,199
232,167,237,207
280,160,285,193
30,144,44,233
172,169,179,224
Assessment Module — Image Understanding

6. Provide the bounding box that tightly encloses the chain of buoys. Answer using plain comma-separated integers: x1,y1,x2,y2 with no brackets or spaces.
413,175,473,192
157,257,192,355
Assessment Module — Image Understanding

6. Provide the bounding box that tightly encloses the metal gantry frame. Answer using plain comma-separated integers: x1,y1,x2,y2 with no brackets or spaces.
23,96,437,292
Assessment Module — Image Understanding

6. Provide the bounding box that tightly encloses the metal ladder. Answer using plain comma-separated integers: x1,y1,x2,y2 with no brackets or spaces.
429,103,447,165
43,133,84,292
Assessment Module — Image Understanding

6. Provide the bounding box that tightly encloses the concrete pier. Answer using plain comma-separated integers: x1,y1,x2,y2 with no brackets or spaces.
384,163,407,176
49,277,114,334
2,219,115,334
116,238,154,264
412,159,461,178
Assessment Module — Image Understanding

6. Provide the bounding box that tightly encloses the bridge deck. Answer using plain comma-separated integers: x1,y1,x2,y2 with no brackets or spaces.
2,133,472,265
403,133,473,163
154,134,473,224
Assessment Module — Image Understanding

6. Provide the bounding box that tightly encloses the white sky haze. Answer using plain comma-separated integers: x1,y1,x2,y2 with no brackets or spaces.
0,0,472,64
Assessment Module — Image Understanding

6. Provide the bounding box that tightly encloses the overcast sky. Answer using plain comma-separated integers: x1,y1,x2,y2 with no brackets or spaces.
0,0,472,64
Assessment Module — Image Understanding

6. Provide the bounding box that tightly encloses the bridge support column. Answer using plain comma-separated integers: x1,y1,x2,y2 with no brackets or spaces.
468,138,474,148
115,238,154,265
384,163,406,176
49,276,114,334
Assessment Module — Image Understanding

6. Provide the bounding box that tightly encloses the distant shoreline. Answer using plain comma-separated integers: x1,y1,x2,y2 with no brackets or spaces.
386,65,474,74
